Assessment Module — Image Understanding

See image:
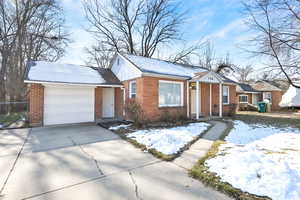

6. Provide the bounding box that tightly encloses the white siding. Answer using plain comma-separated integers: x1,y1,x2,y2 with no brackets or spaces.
111,55,142,81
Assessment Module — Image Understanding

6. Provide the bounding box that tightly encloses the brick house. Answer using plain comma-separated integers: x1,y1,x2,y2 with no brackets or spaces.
25,53,237,126
236,81,285,111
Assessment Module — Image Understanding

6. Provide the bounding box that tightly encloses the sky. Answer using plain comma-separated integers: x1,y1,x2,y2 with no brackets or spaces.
59,0,261,70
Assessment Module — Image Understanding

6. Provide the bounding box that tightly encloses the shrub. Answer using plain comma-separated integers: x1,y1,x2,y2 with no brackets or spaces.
124,99,146,127
227,103,237,117
159,110,188,124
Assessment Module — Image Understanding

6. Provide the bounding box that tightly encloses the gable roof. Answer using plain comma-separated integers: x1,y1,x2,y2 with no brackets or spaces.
121,53,208,79
251,80,282,92
24,61,122,86
236,83,259,93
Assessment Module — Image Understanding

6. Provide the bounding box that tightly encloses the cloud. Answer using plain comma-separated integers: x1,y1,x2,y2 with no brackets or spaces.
206,18,246,40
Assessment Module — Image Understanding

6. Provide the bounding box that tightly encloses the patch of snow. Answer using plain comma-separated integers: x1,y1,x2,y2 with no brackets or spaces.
280,84,300,107
206,133,300,200
109,124,131,130
28,61,105,84
123,54,207,78
225,120,300,145
127,123,210,155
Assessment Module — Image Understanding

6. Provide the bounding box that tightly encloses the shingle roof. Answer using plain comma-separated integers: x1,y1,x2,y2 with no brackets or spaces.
236,83,259,93
251,80,282,91
121,54,208,79
25,61,122,85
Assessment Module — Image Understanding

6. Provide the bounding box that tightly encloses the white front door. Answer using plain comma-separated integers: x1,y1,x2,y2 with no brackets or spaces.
191,89,201,114
44,86,95,125
102,88,115,118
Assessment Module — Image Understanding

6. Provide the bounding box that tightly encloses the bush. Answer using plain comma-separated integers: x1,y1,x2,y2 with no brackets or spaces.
159,110,188,124
227,104,237,117
124,99,146,127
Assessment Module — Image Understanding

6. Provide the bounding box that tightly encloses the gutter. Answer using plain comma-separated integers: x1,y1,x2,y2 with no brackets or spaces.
24,80,123,87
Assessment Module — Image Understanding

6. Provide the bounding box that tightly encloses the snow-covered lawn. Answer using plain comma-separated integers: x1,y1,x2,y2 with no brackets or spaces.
205,120,300,200
127,122,210,155
225,120,300,144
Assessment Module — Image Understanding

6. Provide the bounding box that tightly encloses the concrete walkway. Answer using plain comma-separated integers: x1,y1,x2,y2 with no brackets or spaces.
173,121,227,169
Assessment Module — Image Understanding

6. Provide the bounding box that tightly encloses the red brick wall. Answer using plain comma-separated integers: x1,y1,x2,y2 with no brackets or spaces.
115,87,124,118
29,84,44,126
123,77,187,121
200,83,236,116
95,87,102,120
272,91,283,111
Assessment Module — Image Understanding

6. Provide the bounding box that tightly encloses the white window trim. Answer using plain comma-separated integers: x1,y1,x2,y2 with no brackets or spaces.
129,80,136,98
158,80,184,107
263,92,272,101
239,95,248,103
222,85,230,105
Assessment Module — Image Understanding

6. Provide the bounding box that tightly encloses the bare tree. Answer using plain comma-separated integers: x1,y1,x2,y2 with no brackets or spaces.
83,0,189,68
0,0,68,102
235,65,254,82
198,41,215,70
243,0,300,88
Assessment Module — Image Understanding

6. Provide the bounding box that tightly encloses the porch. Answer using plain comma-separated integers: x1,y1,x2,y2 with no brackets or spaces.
187,71,236,119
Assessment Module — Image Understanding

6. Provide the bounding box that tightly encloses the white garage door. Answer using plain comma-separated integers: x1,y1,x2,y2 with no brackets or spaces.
44,86,95,125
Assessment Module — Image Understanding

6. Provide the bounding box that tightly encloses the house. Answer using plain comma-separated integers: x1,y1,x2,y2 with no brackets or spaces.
24,53,237,126
251,80,284,111
236,83,260,110
235,80,285,111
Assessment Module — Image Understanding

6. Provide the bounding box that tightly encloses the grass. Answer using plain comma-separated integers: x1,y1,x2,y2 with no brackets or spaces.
0,112,26,126
189,141,271,200
111,121,213,161
232,114,300,129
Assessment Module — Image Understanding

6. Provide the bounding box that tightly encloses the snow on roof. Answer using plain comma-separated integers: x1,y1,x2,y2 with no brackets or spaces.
122,54,207,78
279,85,300,107
26,61,108,85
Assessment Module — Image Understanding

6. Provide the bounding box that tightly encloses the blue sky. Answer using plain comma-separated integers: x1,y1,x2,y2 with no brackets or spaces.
60,0,259,69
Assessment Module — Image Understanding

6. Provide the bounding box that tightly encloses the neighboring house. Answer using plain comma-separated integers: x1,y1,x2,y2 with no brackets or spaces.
251,80,284,111
236,83,260,110
235,81,285,111
25,53,237,126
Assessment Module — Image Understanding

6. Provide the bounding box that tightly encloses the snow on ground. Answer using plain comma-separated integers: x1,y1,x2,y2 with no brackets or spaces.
127,123,210,155
206,133,300,200
109,124,131,130
225,120,300,144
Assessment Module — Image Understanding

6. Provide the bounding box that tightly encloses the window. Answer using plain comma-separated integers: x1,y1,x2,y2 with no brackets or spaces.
263,92,272,102
239,95,248,103
222,86,229,104
129,81,136,98
159,80,183,107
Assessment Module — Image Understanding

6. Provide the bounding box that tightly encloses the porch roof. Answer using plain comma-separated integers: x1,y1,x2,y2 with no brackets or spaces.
190,71,237,84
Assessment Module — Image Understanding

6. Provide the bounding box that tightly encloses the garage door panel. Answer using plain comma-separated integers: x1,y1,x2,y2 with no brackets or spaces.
44,86,95,125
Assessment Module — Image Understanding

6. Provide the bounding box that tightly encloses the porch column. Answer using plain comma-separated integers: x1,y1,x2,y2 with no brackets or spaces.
219,83,223,117
186,81,190,118
209,83,212,116
196,81,199,120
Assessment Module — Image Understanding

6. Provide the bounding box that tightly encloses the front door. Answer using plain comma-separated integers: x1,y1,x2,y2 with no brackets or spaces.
191,89,201,115
102,88,115,118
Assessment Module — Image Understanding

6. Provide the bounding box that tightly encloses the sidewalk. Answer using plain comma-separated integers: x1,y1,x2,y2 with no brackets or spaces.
173,121,227,169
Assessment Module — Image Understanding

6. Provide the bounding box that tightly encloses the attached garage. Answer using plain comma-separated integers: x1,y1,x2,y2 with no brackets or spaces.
44,86,95,125
24,61,123,126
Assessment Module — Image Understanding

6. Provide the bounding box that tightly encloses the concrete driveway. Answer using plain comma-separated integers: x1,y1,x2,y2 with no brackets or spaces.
0,124,231,200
